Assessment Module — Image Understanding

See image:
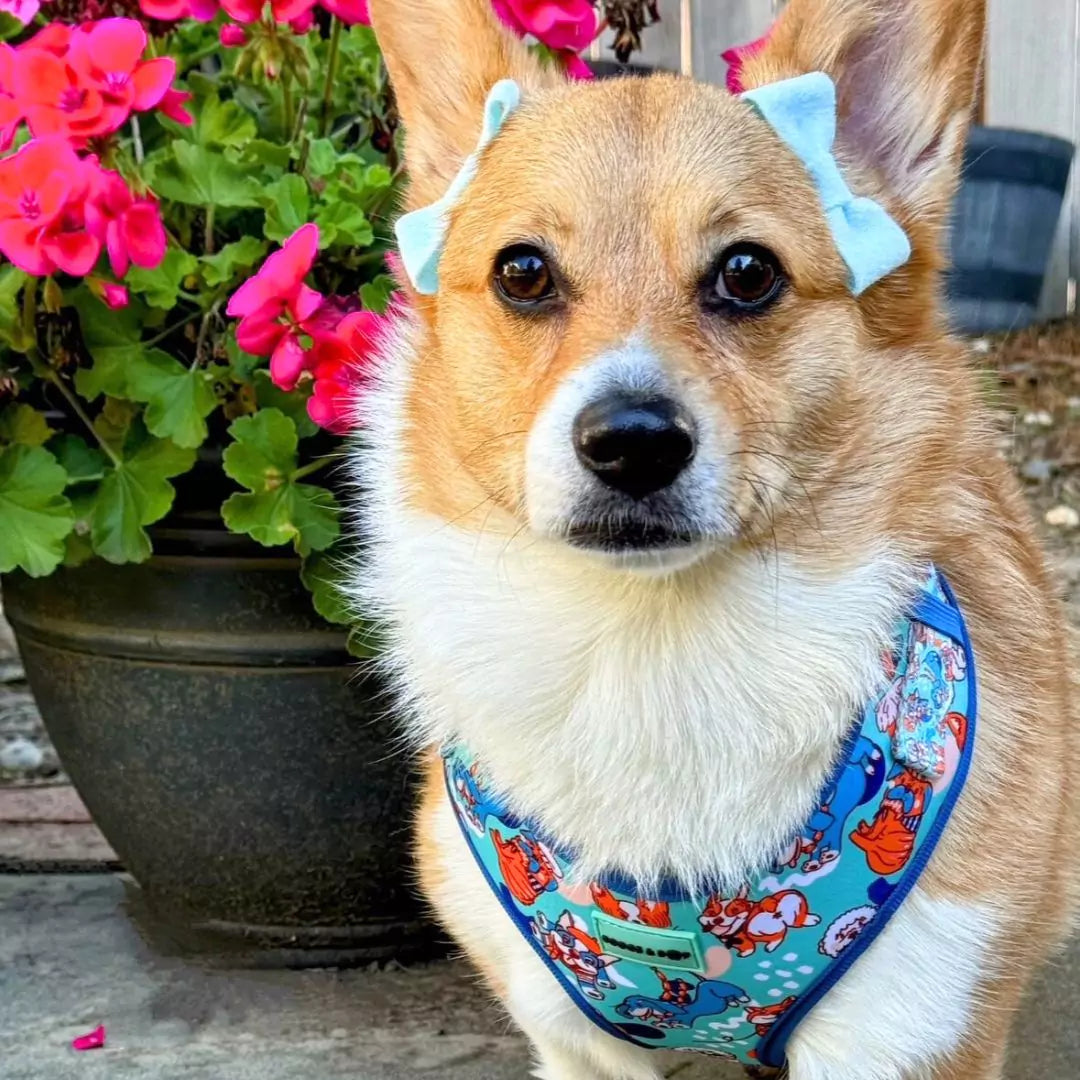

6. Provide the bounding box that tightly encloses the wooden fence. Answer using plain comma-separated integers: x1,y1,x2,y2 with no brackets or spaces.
593,0,1080,319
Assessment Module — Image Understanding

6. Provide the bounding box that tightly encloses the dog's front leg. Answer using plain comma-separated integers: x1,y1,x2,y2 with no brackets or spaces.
527,1035,662,1080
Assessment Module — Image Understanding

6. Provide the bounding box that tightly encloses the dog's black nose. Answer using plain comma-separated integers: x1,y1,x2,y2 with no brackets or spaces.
573,393,696,499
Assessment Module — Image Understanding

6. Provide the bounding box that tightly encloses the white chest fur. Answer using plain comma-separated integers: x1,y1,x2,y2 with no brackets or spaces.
350,327,917,891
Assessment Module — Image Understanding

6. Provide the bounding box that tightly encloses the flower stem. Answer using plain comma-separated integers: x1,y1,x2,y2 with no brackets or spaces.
144,310,202,347
204,204,215,255
291,456,333,482
319,16,343,138
131,115,144,166
46,371,122,468
191,300,223,370
21,277,36,347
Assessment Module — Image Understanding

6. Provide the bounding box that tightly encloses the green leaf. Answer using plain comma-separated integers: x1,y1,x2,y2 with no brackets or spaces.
148,143,263,208
201,236,268,287
222,484,339,555
263,174,311,243
194,94,257,149
0,445,74,577
62,490,96,567
300,546,381,657
90,438,196,564
0,265,28,347
253,370,317,438
125,247,199,309
315,201,373,248
222,408,297,490
363,163,393,191
238,139,293,172
306,138,338,178
0,404,53,447
0,11,24,41
48,435,106,485
225,334,262,381
359,275,397,314
71,290,148,401
221,409,340,554
127,352,220,449
301,548,352,624
94,397,139,454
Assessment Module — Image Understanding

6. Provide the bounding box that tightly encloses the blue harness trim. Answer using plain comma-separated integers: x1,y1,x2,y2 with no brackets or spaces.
443,569,977,1070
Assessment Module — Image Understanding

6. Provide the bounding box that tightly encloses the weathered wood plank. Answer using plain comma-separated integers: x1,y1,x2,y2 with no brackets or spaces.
690,0,777,86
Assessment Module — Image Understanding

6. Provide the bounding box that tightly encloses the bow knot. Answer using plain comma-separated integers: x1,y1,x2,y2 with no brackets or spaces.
740,72,911,295
395,79,522,296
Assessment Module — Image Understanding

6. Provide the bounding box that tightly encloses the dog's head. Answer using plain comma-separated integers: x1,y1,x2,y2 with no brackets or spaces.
367,0,985,573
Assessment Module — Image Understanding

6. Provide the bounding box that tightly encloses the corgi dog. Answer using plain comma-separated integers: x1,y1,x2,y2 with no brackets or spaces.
746,996,799,1038
590,884,672,929
699,886,821,957
352,0,1079,1076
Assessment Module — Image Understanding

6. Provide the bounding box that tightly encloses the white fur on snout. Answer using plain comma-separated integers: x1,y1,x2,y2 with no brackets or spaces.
523,336,732,545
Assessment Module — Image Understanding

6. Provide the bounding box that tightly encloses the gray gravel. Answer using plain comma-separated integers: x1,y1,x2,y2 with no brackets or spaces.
0,602,63,787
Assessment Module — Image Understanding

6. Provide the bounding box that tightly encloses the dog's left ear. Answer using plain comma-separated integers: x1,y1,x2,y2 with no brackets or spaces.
738,0,986,234
368,0,565,211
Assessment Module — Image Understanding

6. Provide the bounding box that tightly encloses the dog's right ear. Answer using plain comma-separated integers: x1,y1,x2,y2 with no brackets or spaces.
368,0,565,210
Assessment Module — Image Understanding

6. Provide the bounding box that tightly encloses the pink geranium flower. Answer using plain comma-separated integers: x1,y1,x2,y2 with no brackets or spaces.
226,224,326,391
88,278,130,309
158,86,194,124
138,0,219,20
219,22,247,46
16,19,186,139
306,307,396,434
0,137,101,276
221,0,314,25
491,0,597,53
0,45,22,152
319,0,368,24
562,52,594,80
85,168,167,278
722,29,772,94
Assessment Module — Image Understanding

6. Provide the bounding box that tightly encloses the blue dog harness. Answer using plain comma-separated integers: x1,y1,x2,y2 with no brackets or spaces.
443,569,976,1072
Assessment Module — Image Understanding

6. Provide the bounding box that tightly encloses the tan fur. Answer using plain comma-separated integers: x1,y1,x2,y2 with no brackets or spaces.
368,0,1077,1073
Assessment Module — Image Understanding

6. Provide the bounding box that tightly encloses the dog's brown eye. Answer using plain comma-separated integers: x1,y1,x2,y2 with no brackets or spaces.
494,245,556,305
710,244,783,310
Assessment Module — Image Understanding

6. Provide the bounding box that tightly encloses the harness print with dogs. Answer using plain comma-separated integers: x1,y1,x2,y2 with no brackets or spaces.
396,71,953,1073
443,569,976,1071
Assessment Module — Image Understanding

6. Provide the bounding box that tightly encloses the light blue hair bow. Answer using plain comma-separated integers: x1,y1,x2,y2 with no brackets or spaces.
395,79,522,296
740,71,911,295
394,71,909,298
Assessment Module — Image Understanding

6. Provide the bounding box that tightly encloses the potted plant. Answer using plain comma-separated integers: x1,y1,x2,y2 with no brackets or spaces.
0,0,657,962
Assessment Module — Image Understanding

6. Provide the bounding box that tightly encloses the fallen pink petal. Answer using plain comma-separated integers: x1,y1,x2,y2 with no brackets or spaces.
72,1025,106,1051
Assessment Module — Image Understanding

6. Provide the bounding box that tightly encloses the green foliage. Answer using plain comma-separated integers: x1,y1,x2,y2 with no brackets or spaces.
0,446,73,577
222,409,340,556
201,237,268,287
90,436,196,565
125,247,199,310
0,7,408,651
253,370,317,438
71,290,153,401
49,436,107,485
263,174,310,243
0,404,52,447
148,143,265,208
126,353,222,449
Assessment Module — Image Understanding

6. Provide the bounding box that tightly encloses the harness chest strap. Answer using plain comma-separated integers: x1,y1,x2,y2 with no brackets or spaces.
443,571,976,1070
